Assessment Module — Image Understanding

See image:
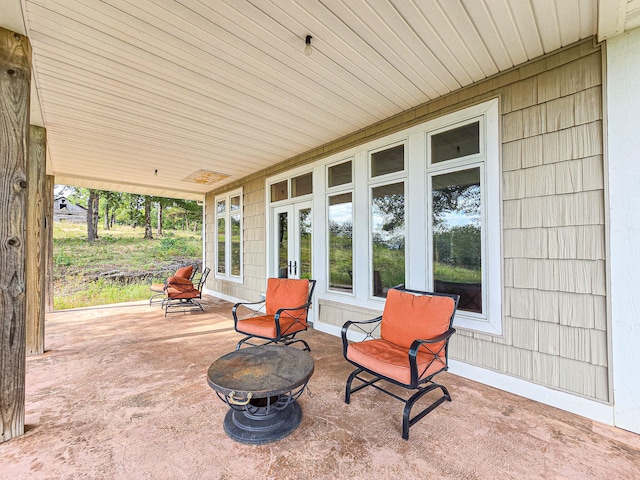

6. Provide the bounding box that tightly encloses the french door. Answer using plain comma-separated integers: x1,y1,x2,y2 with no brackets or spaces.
272,201,312,279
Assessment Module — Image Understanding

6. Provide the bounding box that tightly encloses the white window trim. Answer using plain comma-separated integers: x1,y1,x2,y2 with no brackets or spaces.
214,188,243,283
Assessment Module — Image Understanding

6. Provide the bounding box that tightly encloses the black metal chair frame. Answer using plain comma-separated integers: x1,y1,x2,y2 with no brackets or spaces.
149,264,198,307
341,286,459,440
164,267,210,316
232,279,316,351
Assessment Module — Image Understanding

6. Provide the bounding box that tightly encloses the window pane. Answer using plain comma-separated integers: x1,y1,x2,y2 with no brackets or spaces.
432,168,482,313
230,195,240,211
216,200,226,215
217,218,226,274
292,172,313,197
371,182,405,298
271,180,288,202
371,144,404,177
431,121,480,164
328,161,352,187
231,214,241,276
328,193,353,293
299,208,312,279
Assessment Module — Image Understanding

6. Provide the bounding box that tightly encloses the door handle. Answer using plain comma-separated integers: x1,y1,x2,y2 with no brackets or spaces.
288,261,292,275
294,261,297,275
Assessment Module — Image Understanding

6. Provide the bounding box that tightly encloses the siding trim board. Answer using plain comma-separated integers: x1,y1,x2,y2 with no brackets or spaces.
206,39,609,414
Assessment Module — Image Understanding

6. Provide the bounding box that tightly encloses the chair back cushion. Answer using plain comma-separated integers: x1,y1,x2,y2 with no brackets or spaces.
380,289,455,350
175,265,193,279
265,278,310,321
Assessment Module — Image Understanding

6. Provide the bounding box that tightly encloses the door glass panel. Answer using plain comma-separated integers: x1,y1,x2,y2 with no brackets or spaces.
328,193,353,293
328,161,352,187
216,200,226,215
271,180,288,202
371,144,404,177
217,218,225,274
432,167,482,313
371,182,405,298
431,121,480,164
292,172,313,197
298,208,312,279
277,212,288,278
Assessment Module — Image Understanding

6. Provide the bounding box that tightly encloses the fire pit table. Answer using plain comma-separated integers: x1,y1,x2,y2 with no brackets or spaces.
206,345,314,444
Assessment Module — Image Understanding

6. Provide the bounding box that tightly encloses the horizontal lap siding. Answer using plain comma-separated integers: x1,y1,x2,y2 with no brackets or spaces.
207,39,608,403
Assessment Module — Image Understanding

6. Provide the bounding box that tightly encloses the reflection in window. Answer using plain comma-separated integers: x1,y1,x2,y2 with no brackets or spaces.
371,182,405,298
328,193,353,293
292,172,313,197
217,218,226,274
431,121,480,164
432,168,482,313
328,161,352,187
371,144,404,177
215,191,242,279
299,208,312,279
277,212,288,278
270,180,288,202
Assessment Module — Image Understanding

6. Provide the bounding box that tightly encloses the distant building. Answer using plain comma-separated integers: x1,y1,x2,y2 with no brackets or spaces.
54,196,87,223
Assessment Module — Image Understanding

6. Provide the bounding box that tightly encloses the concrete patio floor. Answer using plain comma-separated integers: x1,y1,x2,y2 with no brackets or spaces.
1,296,639,479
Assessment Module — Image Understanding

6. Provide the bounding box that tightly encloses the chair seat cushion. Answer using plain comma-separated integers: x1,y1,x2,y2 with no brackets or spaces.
236,314,307,339
346,338,446,385
150,283,165,293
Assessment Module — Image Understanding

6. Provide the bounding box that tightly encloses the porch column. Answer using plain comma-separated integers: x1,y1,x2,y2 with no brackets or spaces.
606,26,640,435
0,27,32,442
44,175,54,313
26,126,46,355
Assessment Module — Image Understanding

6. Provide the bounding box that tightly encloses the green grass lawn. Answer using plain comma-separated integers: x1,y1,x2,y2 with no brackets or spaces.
53,222,202,310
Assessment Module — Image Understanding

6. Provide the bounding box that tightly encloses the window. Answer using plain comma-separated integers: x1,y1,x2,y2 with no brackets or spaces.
431,121,480,164
426,101,501,333
371,144,404,177
328,192,353,293
270,172,313,203
328,160,352,187
215,189,242,281
431,167,482,313
371,182,405,298
292,172,313,197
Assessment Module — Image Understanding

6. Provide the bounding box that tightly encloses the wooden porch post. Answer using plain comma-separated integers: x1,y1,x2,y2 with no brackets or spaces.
26,126,46,355
44,175,54,313
0,27,32,443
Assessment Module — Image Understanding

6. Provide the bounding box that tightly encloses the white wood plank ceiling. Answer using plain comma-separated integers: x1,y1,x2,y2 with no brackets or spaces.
2,0,629,200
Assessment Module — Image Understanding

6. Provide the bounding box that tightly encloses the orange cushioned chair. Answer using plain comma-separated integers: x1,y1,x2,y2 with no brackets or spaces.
149,264,197,306
232,278,316,351
164,267,210,316
341,286,459,440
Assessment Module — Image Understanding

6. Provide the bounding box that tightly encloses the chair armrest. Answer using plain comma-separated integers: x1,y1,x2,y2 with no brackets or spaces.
341,316,383,358
231,301,266,324
408,327,456,385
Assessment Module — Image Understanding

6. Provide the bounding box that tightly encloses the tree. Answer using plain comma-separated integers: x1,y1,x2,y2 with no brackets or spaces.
86,189,99,241
143,195,153,239
101,191,122,230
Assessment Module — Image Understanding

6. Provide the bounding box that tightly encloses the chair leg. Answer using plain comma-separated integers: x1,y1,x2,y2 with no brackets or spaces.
283,338,311,351
345,368,363,404
402,382,451,440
